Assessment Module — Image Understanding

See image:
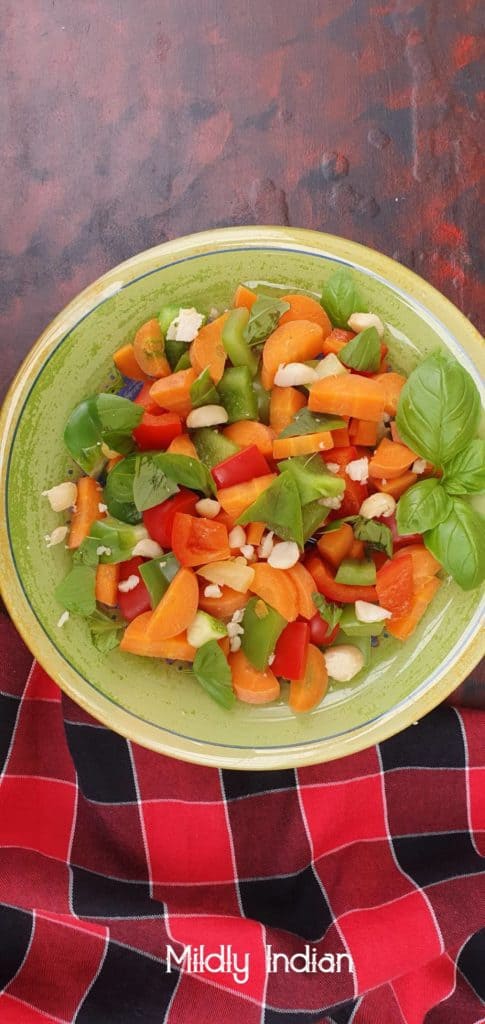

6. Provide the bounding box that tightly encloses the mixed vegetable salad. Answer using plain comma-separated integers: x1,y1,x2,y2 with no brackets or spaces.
45,270,485,712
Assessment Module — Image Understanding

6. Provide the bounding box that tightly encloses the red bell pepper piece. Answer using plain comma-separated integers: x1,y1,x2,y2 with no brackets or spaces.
171,512,231,567
143,488,198,548
376,553,414,616
306,553,378,604
322,445,367,516
322,446,358,468
271,621,310,680
133,411,182,451
134,382,164,415
308,614,340,647
117,557,151,621
211,445,271,490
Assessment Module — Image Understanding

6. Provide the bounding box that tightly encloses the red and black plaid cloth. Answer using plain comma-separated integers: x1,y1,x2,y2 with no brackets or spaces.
0,617,484,1024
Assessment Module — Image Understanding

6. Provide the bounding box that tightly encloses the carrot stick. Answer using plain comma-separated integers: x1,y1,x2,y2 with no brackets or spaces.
349,418,378,447
234,284,258,310
287,562,318,619
269,387,306,434
68,478,104,550
248,563,299,621
217,474,276,520
113,344,151,381
331,425,350,447
272,431,333,459
289,644,328,713
167,432,199,458
190,312,229,383
229,649,280,704
262,320,324,387
246,522,265,546
369,438,416,479
149,368,196,419
317,522,354,569
95,563,120,607
223,420,275,459
375,471,418,499
386,577,441,640
308,374,386,421
374,372,407,416
145,567,199,641
279,294,332,334
133,320,171,378
120,612,196,661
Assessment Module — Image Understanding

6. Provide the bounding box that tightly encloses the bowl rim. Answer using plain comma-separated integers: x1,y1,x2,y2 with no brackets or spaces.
1,225,484,769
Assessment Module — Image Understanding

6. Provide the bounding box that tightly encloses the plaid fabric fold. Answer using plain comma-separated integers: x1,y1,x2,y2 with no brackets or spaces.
0,621,484,1023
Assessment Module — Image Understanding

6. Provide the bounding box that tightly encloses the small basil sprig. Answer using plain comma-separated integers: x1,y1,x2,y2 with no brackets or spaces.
352,516,393,558
64,394,143,475
442,440,485,496
396,479,452,535
133,456,179,512
396,351,480,466
425,500,485,591
320,268,368,328
339,327,381,373
193,640,235,709
312,592,342,631
244,296,290,346
237,473,304,547
278,408,345,438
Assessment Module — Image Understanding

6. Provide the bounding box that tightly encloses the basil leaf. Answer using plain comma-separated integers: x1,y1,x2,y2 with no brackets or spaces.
133,455,179,512
278,408,345,438
312,592,342,630
339,327,381,372
64,394,142,474
396,479,452,535
190,368,220,408
321,268,368,328
278,455,345,505
104,454,141,524
88,610,125,653
55,565,96,616
424,500,485,591
193,640,235,709
352,516,393,558
237,473,304,547
302,500,329,542
396,351,481,465
442,440,485,496
245,296,290,346
72,536,101,567
153,453,215,496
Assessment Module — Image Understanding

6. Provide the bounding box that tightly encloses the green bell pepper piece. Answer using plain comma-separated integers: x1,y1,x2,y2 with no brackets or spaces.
222,309,258,376
253,374,270,424
158,305,181,335
241,597,286,670
339,606,384,637
192,428,240,469
174,351,192,372
165,339,187,371
335,558,377,586
89,518,148,563
217,366,258,423
139,552,180,608
190,368,220,408
329,633,372,667
278,455,345,505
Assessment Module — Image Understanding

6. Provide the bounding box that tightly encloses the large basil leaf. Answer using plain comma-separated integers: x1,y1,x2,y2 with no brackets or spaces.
424,499,485,591
396,479,452,535
442,439,485,496
193,640,235,709
64,394,142,475
278,408,345,438
152,453,215,496
396,351,480,465
104,454,141,524
245,296,290,346
55,565,97,616
237,473,304,547
339,327,381,372
320,268,368,328
133,455,179,512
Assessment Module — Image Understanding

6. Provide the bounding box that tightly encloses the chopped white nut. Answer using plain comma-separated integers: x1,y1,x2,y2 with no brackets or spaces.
268,541,299,569
314,353,348,379
268,653,275,666
159,561,166,568
186,405,228,429
208,306,220,321
319,495,343,510
57,611,70,628
359,492,396,519
195,498,221,519
258,531,274,559
229,526,246,549
274,362,319,387
231,609,245,624
42,481,78,512
381,478,388,486
132,538,164,558
204,583,222,599
101,442,121,459
325,463,340,474
227,621,244,638
346,458,369,484
324,645,365,682
240,544,255,560
348,312,385,337
166,307,204,343
412,458,427,474
96,545,112,556
118,575,140,593
229,635,242,653
45,525,69,548
98,502,108,513
355,600,392,623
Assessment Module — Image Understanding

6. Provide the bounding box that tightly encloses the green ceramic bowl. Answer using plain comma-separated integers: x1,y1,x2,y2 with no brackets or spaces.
1,227,484,769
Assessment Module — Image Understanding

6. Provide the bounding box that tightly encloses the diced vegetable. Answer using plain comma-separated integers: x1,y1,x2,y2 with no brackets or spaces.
375,554,414,617
279,293,332,333
187,611,227,648
262,320,324,388
117,557,152,622
211,445,271,490
150,368,197,418
234,283,258,310
287,562,319,619
133,319,171,378
120,612,196,661
369,438,416,479
335,558,377,586
143,488,198,548
197,557,255,593
167,433,199,459
339,606,385,637
374,372,407,416
95,563,120,607
190,312,229,384
222,308,258,375
248,563,299,621
386,577,441,640
269,386,306,434
272,432,333,459
289,643,328,713
237,473,303,547
223,420,274,460
218,366,258,422
317,522,354,568
218,473,277,521
145,566,199,641
192,427,239,468
139,554,180,608
171,513,230,567
309,374,386,421
132,412,182,451
69,477,104,549
278,455,345,505
272,621,310,680
198,584,248,619
306,553,378,604
241,597,286,670
229,649,280,704
113,344,151,382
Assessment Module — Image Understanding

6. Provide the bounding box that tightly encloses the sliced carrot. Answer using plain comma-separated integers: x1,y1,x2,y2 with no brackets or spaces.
375,471,418,499
269,386,306,434
133,319,171,378
272,431,333,460
190,312,229,384
234,284,258,310
223,420,275,459
289,644,328,713
150,368,196,419
374,372,407,416
262,320,324,388
369,438,416,479
287,562,318,620
145,567,199,641
248,563,299,622
349,538,365,560
386,577,441,641
68,478,104,550
167,432,199,458
95,563,120,607
331,425,350,447
317,522,354,569
120,612,196,661
198,585,248,619
229,649,280,705
217,473,277,521
113,344,152,381
246,522,265,546
349,418,378,447
322,328,354,355
394,544,442,586
279,294,332,334
309,374,386,421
